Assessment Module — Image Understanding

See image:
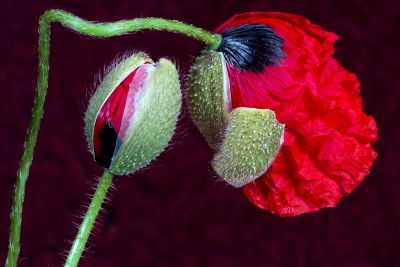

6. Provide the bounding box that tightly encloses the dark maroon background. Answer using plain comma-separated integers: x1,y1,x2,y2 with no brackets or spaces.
0,0,399,266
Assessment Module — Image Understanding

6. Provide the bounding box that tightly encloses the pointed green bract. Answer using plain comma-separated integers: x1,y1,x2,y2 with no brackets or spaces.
110,58,182,175
186,50,230,148
212,107,285,188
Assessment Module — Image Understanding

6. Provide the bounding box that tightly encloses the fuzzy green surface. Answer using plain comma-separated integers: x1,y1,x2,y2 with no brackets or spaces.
5,18,51,267
85,52,150,154
110,58,182,175
212,107,285,188
186,50,228,148
42,9,221,46
64,171,114,267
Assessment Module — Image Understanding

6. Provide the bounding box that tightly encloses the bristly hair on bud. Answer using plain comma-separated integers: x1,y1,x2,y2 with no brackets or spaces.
85,52,182,176
216,24,285,72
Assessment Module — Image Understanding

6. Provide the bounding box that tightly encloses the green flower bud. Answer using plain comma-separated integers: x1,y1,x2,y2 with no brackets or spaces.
85,52,182,175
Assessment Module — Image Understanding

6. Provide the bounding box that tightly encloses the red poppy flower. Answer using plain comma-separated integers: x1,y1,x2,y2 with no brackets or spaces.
210,12,378,216
187,12,377,216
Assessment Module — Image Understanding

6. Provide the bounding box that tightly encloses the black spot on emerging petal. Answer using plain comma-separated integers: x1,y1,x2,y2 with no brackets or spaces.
95,121,121,169
216,24,285,72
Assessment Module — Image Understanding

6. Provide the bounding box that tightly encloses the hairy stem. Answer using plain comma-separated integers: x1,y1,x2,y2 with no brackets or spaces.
64,171,114,267
5,9,220,267
43,9,221,46
5,16,50,267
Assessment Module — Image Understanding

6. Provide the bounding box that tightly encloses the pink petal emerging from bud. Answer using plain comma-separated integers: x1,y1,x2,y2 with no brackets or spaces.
94,62,150,168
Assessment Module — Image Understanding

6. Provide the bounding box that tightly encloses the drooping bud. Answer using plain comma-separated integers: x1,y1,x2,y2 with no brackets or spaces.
85,52,181,175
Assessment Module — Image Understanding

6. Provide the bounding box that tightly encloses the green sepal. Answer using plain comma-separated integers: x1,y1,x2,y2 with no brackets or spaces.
186,49,230,149
212,107,285,188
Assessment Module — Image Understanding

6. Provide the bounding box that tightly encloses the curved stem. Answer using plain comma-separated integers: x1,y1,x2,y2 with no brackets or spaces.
5,17,50,267
43,9,221,46
5,9,220,267
64,171,114,267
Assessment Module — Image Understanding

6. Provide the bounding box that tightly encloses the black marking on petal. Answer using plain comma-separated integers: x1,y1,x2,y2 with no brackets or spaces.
216,24,285,72
95,121,121,169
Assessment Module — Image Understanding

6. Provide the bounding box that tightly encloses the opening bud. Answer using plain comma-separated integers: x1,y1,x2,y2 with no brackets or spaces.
85,52,181,175
186,49,284,187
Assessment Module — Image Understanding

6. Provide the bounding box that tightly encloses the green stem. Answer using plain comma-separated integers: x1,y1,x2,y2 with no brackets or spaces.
5,16,50,267
43,9,221,46
64,171,114,267
5,9,220,267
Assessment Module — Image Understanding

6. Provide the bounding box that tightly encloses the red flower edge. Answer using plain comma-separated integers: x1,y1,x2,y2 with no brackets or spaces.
214,12,378,216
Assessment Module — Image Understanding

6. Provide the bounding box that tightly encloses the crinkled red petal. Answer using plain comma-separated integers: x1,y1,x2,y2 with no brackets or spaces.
214,12,378,216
